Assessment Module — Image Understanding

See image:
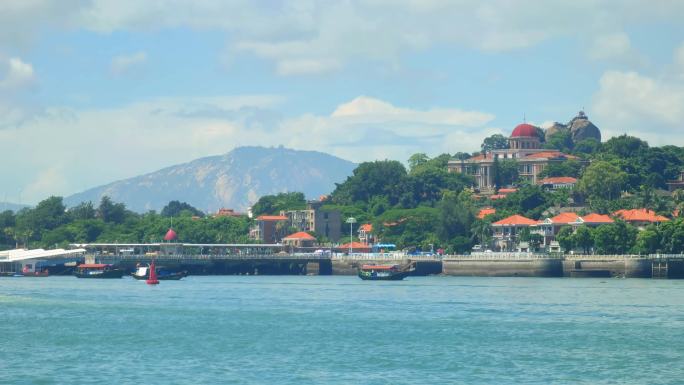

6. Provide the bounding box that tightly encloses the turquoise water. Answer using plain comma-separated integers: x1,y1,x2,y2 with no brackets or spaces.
1,276,684,385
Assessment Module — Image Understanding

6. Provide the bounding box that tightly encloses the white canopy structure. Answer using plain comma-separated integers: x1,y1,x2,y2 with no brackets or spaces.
0,248,86,262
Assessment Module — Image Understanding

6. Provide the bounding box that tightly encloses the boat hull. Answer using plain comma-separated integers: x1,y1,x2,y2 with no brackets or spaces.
74,269,125,279
357,270,410,281
131,271,187,280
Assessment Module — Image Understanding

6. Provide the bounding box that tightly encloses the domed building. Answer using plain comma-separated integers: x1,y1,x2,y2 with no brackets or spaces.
448,122,577,191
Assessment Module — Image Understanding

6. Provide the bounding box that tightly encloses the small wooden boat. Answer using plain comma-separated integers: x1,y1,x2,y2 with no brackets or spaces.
131,265,187,280
358,264,412,281
74,263,125,279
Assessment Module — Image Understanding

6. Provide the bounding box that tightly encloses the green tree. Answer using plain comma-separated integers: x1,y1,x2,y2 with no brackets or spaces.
251,192,307,216
481,134,509,152
97,196,128,224
578,161,627,201
556,226,574,252
161,200,204,217
543,131,574,152
572,226,594,254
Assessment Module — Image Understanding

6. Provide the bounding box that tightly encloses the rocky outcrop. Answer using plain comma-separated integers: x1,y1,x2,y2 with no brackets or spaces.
568,111,601,142
544,122,569,142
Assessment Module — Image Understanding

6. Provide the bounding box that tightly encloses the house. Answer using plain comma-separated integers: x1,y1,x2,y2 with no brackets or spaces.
538,176,577,190
282,231,316,248
491,214,538,251
280,200,342,241
613,209,669,229
250,215,289,243
214,208,245,218
533,212,580,247
667,170,684,192
476,208,496,219
358,223,374,244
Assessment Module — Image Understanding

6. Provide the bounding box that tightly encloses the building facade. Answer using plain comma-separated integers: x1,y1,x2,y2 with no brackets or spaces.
448,123,577,191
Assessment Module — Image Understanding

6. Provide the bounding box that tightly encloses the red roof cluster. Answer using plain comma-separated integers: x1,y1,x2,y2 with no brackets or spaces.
164,228,177,241
613,209,669,223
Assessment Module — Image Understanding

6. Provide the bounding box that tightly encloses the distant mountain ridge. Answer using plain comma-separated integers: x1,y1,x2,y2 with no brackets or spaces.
0,202,29,212
65,146,356,213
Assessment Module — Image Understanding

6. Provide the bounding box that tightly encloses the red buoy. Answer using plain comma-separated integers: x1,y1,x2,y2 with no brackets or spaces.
146,259,160,285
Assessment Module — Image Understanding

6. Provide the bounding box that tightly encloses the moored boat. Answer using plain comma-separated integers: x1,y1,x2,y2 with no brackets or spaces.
74,264,125,279
131,265,187,280
358,264,412,281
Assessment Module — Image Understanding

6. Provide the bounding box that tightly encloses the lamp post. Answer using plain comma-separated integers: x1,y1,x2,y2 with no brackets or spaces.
346,217,356,255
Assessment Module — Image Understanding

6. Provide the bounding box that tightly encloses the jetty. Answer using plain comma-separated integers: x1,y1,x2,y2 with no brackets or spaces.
3,243,684,278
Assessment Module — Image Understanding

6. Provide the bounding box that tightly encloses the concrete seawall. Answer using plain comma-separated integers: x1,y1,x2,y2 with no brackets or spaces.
443,258,563,277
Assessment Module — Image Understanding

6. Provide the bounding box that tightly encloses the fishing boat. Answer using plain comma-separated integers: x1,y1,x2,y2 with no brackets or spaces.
131,265,187,280
357,264,412,281
74,263,125,279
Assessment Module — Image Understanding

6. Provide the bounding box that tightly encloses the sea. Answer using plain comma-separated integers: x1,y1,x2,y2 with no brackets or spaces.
1,276,683,385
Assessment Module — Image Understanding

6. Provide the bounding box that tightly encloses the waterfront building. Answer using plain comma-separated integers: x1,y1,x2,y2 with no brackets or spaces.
538,176,577,190
280,200,342,242
336,241,371,253
533,212,580,248
358,223,374,244
282,231,316,248
491,214,538,251
251,215,289,243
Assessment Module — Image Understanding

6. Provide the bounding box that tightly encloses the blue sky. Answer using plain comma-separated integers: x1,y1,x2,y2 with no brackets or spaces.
2,0,684,203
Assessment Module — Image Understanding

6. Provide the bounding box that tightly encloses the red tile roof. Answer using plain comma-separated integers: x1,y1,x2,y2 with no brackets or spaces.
498,188,518,194
492,214,537,226
548,212,580,224
256,215,289,221
282,231,316,240
538,177,578,185
580,213,614,224
524,151,577,160
490,194,507,200
613,209,669,223
477,208,496,219
359,223,373,232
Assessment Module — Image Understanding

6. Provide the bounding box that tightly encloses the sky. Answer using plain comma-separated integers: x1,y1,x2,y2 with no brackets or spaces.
2,0,684,204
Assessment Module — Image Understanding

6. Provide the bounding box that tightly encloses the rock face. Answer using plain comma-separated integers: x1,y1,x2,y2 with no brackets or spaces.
65,146,357,213
544,122,569,142
568,111,601,142
543,112,602,143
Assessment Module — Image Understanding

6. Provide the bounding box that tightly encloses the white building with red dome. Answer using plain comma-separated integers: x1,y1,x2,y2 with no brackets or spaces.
447,123,577,191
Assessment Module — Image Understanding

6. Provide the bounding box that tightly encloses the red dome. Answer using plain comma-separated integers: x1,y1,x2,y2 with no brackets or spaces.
164,228,177,241
511,123,539,138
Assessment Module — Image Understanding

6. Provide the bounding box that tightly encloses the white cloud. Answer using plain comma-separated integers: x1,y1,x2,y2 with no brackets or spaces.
5,1,684,74
593,70,684,144
0,95,494,203
111,51,147,75
0,57,35,88
590,33,632,60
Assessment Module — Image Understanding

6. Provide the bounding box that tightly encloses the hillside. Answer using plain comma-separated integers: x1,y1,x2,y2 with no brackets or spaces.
65,146,356,212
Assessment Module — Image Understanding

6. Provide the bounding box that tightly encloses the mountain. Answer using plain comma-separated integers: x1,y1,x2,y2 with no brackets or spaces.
65,146,356,213
0,202,29,212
